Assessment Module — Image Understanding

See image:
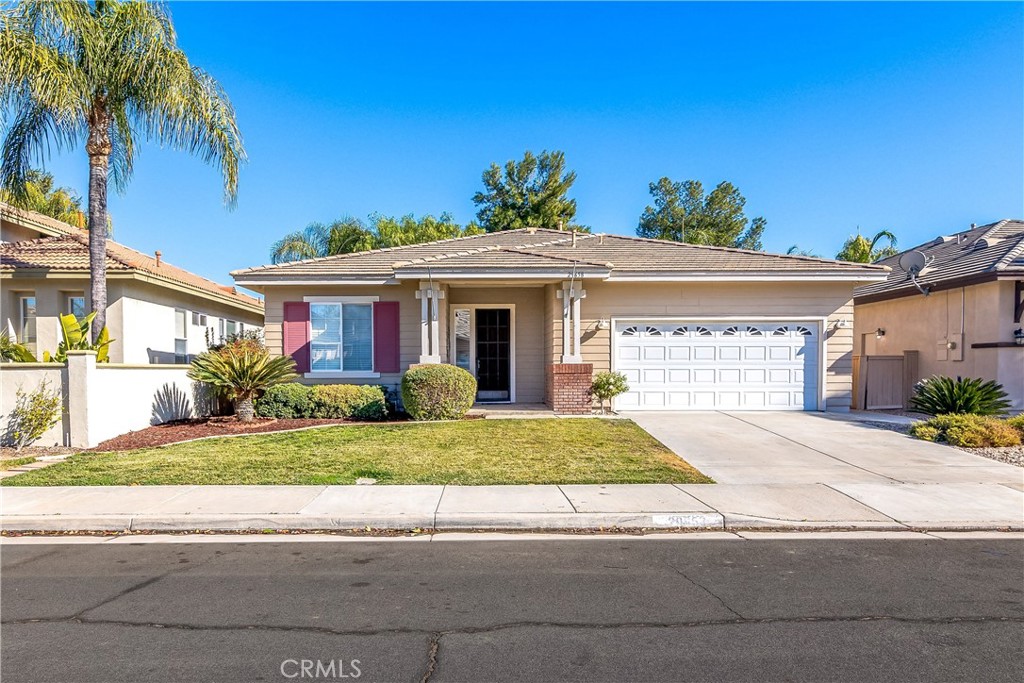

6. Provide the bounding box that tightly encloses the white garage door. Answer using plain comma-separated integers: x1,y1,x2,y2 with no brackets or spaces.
614,321,820,411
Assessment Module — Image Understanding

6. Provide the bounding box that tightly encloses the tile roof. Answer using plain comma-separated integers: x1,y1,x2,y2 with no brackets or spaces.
1,228,263,312
233,228,887,282
854,219,1024,301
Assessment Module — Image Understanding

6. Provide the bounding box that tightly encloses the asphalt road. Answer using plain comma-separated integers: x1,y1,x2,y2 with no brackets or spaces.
2,537,1023,682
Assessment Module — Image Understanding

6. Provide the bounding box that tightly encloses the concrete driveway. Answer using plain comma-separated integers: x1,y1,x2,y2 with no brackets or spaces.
627,411,1024,486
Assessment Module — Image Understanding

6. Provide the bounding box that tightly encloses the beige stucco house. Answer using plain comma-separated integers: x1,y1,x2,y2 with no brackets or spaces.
1,203,264,363
232,229,887,413
854,219,1024,412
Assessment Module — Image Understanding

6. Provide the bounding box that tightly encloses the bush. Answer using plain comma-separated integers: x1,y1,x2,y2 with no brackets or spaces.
4,380,63,450
591,371,629,414
256,383,312,419
909,414,1022,448
311,384,388,421
188,349,298,421
1006,414,1024,436
401,364,476,421
910,376,1011,416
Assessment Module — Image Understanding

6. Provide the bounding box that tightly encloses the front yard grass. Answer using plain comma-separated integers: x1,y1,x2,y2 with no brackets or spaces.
0,419,711,486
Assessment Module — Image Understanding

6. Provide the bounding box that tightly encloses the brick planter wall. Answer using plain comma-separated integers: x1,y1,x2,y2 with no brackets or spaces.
546,363,594,414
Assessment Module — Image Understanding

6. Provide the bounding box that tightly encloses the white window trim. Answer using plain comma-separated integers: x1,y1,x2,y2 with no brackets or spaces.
19,295,36,344
305,297,380,377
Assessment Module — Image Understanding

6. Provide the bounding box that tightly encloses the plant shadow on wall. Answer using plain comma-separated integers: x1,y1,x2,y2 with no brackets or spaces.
151,383,194,425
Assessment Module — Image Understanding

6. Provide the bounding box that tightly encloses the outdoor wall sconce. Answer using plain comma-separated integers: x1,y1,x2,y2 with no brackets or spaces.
596,319,610,330
875,328,886,339
831,319,850,330
1014,328,1024,346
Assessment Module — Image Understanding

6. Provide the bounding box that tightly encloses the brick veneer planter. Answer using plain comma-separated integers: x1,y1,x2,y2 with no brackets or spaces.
546,363,594,415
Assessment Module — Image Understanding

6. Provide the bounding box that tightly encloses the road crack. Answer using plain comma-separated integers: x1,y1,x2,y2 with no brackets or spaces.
420,632,441,683
668,563,745,619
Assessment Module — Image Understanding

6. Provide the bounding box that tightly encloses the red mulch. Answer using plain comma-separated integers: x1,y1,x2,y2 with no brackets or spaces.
91,417,388,452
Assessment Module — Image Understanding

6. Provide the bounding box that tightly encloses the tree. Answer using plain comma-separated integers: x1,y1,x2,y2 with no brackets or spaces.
786,245,821,258
0,169,85,226
637,178,766,250
0,1,245,341
270,213,483,263
835,229,898,263
271,218,374,263
473,150,583,232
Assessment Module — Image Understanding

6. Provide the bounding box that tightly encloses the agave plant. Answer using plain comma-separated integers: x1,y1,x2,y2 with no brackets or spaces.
43,313,113,363
188,349,297,422
910,376,1011,416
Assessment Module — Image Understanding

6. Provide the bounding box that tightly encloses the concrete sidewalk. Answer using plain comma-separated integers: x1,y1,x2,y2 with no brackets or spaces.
2,481,1022,532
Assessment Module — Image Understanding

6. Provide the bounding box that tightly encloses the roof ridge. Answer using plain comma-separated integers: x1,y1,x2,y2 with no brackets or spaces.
393,244,501,266
994,231,1024,271
595,233,887,269
510,245,612,268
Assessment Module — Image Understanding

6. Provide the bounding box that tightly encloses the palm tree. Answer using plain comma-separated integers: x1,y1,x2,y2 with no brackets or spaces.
0,1,245,341
835,229,898,263
786,245,820,258
0,169,86,226
271,218,374,263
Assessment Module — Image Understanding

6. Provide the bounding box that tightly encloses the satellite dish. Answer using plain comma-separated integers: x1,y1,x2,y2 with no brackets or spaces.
898,250,928,275
897,250,931,296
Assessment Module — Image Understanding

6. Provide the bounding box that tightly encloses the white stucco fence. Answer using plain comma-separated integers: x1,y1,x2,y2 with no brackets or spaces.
2,351,209,449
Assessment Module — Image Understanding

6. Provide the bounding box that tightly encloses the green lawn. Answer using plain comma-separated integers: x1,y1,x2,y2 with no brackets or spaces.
1,419,711,486
0,455,37,470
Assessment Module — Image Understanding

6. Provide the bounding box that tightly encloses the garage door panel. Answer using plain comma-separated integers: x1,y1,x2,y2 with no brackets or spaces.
614,320,819,411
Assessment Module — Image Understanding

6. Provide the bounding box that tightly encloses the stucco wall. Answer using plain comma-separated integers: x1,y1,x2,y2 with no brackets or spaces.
0,276,262,364
854,281,1024,411
562,281,859,411
0,364,68,447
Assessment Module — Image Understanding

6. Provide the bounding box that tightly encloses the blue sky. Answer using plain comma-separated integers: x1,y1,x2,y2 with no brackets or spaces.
37,1,1024,286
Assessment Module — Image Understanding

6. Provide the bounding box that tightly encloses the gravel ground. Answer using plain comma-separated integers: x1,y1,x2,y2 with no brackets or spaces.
957,445,1024,468
858,420,912,435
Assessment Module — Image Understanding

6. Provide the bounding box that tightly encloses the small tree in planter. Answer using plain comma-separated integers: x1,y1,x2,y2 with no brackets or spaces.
188,349,297,422
591,371,629,414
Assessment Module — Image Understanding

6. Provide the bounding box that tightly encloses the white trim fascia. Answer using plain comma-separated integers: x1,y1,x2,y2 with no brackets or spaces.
235,279,396,286
303,295,380,303
304,371,381,380
396,271,610,280
606,273,889,282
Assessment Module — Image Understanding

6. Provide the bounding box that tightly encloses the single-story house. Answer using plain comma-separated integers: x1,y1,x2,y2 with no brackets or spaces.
1,203,264,363
232,229,887,413
854,219,1024,411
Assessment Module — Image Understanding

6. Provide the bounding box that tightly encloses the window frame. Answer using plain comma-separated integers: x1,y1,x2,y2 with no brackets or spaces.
174,308,188,364
65,294,87,319
19,295,37,351
303,295,380,379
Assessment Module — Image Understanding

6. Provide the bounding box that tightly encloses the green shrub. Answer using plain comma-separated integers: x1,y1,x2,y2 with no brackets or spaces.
255,383,311,419
4,380,63,450
909,414,1022,448
1006,414,1024,436
401,364,477,421
311,384,388,421
591,371,629,414
910,376,1011,416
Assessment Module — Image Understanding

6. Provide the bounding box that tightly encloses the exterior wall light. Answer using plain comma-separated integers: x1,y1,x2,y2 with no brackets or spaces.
875,328,886,339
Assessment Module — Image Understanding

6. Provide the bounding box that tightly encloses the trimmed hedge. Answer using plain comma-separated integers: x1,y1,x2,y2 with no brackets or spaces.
909,413,1023,448
401,365,476,421
256,383,388,421
255,383,311,419
311,384,387,421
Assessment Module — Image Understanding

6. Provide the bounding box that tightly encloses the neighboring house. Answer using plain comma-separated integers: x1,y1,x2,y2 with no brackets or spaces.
854,219,1024,411
1,203,263,363
232,229,887,413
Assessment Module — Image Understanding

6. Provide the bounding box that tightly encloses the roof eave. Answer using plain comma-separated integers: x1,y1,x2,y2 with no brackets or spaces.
607,271,891,282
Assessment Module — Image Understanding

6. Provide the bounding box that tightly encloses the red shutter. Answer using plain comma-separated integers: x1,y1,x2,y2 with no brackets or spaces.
282,302,311,373
373,301,400,373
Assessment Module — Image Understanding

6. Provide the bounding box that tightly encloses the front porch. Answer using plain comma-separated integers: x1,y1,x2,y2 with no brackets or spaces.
412,277,596,413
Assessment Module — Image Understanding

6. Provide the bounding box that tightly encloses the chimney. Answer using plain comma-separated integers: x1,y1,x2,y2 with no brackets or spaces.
558,220,564,232
970,223,977,230
571,230,578,247
155,250,162,267
598,234,605,245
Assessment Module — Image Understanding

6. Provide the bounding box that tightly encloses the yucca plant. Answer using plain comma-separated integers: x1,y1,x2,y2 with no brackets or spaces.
910,376,1011,416
188,349,297,422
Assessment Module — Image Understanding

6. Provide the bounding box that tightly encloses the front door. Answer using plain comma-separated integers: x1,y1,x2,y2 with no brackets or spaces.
475,308,511,401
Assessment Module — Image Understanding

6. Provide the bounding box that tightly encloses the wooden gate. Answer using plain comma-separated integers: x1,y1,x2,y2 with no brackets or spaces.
855,351,920,410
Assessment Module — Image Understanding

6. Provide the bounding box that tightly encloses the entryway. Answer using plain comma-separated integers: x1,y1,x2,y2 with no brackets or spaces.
451,306,515,402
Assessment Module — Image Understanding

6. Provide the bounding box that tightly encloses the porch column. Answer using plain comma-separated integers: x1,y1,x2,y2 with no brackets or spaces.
558,281,585,363
416,281,443,363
